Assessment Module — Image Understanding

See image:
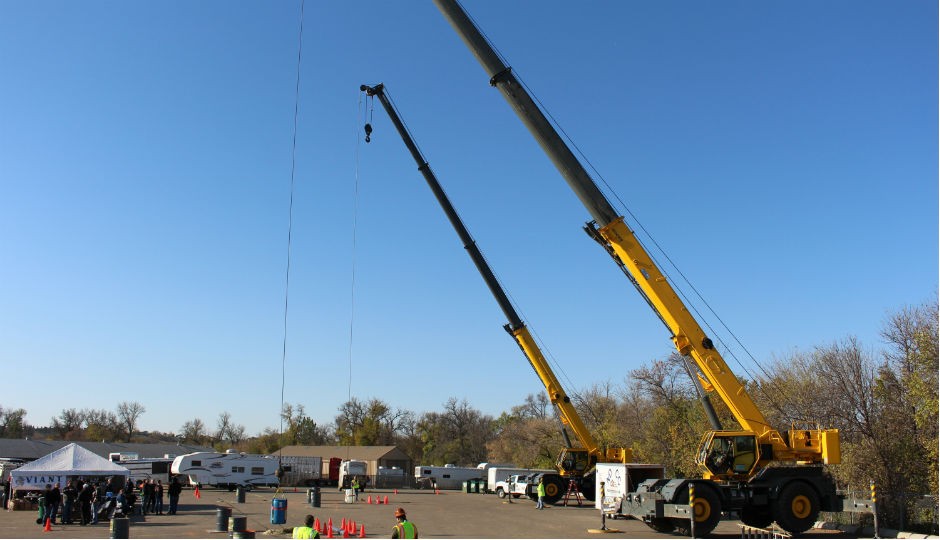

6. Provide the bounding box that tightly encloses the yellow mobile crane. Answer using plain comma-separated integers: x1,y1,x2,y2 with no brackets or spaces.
360,83,664,503
434,1,847,535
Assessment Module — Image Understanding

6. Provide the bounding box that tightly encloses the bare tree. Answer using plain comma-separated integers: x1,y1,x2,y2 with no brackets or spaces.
216,412,232,444
116,401,146,442
180,418,207,444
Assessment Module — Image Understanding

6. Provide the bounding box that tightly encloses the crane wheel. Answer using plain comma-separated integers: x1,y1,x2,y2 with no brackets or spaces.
672,482,721,537
740,505,773,529
541,475,566,504
773,481,820,534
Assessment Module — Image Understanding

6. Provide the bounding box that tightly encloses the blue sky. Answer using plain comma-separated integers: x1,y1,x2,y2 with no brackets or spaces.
1,1,936,437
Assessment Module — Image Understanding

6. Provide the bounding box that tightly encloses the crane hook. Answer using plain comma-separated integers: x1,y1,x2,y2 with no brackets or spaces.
364,122,372,143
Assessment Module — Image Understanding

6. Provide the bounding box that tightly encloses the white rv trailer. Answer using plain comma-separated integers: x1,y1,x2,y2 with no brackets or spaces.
171,451,280,490
414,464,483,490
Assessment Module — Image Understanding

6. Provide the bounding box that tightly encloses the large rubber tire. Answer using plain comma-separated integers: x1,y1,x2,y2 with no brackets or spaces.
580,473,596,501
773,481,820,535
646,518,675,534
740,505,774,529
541,475,566,505
672,482,722,537
496,488,506,499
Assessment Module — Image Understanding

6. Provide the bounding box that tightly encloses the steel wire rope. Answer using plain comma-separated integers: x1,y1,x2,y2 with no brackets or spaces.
460,1,790,417
279,0,305,465
343,91,365,464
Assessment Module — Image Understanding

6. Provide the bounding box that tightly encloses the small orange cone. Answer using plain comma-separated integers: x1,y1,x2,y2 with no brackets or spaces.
328,518,333,531
383,495,389,505
342,528,350,538
314,518,321,532
366,495,372,504
394,488,398,495
43,518,52,532
435,488,439,495
341,518,346,530
359,524,366,538
194,486,201,499
327,525,334,538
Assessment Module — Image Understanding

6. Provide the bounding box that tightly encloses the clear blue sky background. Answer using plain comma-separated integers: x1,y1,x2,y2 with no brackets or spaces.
1,1,936,437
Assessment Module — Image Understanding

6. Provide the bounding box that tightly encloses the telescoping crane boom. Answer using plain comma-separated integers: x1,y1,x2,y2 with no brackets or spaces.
360,83,663,503
434,1,846,535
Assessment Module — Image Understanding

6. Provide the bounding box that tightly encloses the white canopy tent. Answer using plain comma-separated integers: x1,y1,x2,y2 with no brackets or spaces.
9,443,129,492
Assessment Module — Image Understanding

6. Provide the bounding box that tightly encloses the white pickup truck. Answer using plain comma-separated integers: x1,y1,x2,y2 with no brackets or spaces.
493,473,539,500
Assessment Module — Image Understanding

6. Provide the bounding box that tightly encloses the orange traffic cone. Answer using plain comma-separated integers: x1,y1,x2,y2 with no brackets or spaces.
366,495,372,504
343,528,350,538
383,495,389,505
43,518,52,532
394,488,398,495
341,517,346,530
434,488,439,495
359,524,366,538
194,486,201,499
328,518,333,531
314,518,321,532
327,525,334,538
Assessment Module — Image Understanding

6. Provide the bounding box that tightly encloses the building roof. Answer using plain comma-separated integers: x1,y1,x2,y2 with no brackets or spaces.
0,438,213,462
279,445,411,461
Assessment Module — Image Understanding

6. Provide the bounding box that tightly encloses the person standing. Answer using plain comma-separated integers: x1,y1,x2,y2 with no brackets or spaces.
535,477,546,510
47,483,61,524
142,479,155,514
167,477,181,515
78,483,93,525
391,507,418,539
61,483,73,524
293,514,320,539
351,477,360,502
154,480,164,515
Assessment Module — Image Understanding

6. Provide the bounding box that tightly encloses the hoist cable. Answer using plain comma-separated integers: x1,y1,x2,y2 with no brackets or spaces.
279,0,305,457
345,91,364,457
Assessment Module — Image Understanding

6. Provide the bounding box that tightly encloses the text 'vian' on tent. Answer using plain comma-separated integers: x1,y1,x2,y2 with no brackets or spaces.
9,443,129,492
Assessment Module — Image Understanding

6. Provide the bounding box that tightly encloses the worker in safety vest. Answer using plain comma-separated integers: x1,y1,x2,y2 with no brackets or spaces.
352,477,360,501
293,514,320,539
535,477,546,510
391,507,418,539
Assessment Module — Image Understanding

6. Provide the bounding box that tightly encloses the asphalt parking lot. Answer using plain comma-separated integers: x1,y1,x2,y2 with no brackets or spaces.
0,487,851,539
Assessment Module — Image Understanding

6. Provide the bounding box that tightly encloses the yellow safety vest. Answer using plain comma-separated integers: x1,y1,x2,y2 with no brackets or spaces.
293,526,319,539
394,520,417,539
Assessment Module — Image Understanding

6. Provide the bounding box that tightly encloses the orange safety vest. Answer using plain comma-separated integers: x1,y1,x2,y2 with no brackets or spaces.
394,520,418,539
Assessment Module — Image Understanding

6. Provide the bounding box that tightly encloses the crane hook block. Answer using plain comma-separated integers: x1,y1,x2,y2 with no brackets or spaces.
364,122,373,143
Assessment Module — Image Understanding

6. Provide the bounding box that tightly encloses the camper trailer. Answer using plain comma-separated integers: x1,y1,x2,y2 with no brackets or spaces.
170,451,279,490
414,464,483,490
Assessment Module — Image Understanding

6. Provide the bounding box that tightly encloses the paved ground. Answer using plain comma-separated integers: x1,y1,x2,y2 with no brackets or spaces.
0,487,853,539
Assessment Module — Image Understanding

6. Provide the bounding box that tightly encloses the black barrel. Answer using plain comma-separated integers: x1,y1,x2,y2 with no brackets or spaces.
311,486,321,508
232,531,255,539
235,486,246,504
229,515,247,533
109,517,129,539
216,507,232,532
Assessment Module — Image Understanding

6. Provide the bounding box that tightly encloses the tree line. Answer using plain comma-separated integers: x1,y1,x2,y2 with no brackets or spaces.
5,299,936,531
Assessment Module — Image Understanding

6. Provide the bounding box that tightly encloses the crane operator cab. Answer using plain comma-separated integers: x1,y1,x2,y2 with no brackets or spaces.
698,431,759,480
557,448,591,477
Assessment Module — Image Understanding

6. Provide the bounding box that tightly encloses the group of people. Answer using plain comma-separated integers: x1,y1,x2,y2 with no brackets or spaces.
39,479,114,526
36,476,185,527
292,507,417,539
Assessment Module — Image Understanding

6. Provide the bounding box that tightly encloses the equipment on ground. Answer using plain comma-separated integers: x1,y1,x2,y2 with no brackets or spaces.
362,83,662,503
433,1,847,535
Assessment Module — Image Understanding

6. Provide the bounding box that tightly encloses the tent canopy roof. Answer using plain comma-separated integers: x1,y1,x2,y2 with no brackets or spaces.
10,443,129,477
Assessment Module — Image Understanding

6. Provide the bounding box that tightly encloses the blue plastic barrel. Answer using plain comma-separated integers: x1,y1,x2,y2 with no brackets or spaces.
270,498,287,525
